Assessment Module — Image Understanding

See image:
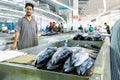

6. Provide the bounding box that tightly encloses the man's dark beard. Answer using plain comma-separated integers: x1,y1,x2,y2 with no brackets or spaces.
26,14,31,16
26,13,31,16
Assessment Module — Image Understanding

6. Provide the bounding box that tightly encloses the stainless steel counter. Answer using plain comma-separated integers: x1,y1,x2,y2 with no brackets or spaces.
0,34,111,80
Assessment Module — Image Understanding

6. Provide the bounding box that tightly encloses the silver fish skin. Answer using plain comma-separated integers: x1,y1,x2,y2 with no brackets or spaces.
51,47,72,65
63,57,75,72
46,59,62,70
71,48,89,67
76,57,94,75
35,47,57,68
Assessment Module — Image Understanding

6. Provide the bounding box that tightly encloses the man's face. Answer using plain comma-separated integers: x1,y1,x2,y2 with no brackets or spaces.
53,22,56,26
104,24,107,26
25,6,33,16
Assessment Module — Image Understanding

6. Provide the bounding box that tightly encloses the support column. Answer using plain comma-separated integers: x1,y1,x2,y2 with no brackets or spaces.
73,0,79,30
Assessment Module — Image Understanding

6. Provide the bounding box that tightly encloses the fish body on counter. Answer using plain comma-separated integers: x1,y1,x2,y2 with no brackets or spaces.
35,47,57,68
46,47,72,70
71,48,89,67
76,57,95,75
63,57,75,72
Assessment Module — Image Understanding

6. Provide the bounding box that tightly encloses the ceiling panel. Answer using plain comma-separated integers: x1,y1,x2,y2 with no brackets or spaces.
106,0,120,10
0,0,119,22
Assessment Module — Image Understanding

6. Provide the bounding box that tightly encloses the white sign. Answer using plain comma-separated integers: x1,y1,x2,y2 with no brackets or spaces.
13,0,25,4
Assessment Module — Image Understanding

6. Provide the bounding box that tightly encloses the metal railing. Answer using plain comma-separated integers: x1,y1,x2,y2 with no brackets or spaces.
90,37,111,80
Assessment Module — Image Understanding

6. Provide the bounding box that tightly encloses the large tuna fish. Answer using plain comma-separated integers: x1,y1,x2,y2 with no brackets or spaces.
76,57,94,76
63,47,81,72
46,59,63,70
35,47,57,68
63,57,75,72
83,48,99,59
63,47,89,72
46,47,72,70
71,47,89,67
81,44,100,51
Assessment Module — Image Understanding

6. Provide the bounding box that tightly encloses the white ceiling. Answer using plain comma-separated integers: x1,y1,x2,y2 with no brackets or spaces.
38,0,120,21
84,0,120,15
0,0,119,22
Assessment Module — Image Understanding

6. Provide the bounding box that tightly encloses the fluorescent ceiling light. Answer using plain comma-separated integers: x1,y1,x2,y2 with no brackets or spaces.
20,5,66,22
110,10,120,13
96,0,106,18
0,13,21,18
34,8,66,23
0,7,40,18
1,0,13,3
0,7,25,14
0,15,15,19
0,1,66,23
51,0,75,11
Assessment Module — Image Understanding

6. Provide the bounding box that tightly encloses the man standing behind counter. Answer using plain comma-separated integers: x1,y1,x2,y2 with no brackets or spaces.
10,3,38,50
104,22,111,34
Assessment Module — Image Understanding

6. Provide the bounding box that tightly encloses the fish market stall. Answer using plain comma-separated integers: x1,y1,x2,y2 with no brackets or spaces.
0,37,110,80
0,33,14,40
0,33,14,50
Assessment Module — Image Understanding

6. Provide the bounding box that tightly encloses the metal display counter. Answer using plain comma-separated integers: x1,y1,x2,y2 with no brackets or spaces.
0,33,14,40
0,37,110,80
0,33,14,50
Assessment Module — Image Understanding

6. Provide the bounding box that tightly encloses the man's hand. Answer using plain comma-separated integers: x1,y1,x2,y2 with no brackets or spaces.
10,44,17,50
10,31,20,50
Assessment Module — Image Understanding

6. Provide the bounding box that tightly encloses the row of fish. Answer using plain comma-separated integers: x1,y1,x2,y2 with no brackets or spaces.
35,47,95,76
63,47,95,75
41,32,58,36
73,34,105,41
35,47,57,68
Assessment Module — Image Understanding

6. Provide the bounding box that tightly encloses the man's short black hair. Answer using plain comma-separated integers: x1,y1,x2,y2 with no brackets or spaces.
25,3,34,9
104,22,107,25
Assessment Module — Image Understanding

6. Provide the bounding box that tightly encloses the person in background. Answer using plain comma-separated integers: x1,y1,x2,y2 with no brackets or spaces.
10,3,38,50
49,22,54,32
104,22,110,34
88,25,94,32
71,26,73,31
58,23,62,32
97,25,102,32
45,25,49,33
78,25,83,32
1,24,8,33
61,23,64,32
53,22,58,32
